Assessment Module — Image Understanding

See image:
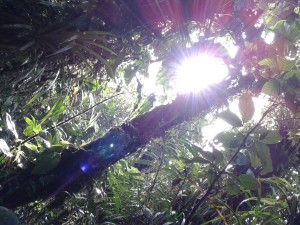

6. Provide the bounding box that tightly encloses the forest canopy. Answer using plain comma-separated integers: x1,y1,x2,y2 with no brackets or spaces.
0,0,300,224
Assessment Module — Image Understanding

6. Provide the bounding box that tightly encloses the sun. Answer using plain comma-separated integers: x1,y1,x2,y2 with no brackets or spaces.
175,54,228,93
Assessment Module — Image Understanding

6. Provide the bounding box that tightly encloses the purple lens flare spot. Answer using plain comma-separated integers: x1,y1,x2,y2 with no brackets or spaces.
80,164,89,173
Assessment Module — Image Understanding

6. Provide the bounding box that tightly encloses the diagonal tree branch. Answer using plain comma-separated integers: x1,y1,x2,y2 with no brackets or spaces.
0,79,239,209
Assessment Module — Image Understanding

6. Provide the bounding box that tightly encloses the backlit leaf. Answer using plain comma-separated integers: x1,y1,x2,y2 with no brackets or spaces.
23,126,34,136
24,117,35,126
261,79,280,97
5,113,18,139
0,139,12,157
260,130,283,144
258,58,277,68
276,56,295,72
218,110,243,127
247,151,262,169
214,131,243,149
238,93,255,123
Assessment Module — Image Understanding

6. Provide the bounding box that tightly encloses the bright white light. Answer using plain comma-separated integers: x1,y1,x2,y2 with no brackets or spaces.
175,55,228,93
262,31,275,44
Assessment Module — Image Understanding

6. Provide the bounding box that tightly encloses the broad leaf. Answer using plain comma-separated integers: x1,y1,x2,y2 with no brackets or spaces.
214,131,243,149
182,156,210,164
238,93,255,123
258,58,277,68
261,79,280,97
218,110,243,127
0,139,12,157
260,130,282,144
226,180,241,195
23,126,34,136
24,117,35,126
185,141,215,162
284,70,300,81
255,142,273,175
239,174,259,191
276,56,295,72
247,151,262,169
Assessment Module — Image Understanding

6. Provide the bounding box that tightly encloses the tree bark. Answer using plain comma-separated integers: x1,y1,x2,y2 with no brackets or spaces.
0,80,236,209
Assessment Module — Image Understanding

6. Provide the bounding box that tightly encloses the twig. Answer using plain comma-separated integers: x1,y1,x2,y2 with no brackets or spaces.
15,92,123,149
184,104,277,224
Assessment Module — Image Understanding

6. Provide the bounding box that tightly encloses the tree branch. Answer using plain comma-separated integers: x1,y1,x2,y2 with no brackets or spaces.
0,79,237,209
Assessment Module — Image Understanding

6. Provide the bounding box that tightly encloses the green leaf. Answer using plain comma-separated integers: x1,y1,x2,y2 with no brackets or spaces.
226,180,241,195
31,152,61,175
239,174,259,191
184,141,215,162
134,159,153,166
288,21,300,42
218,110,243,127
23,126,34,136
258,58,277,68
255,142,273,175
214,131,243,149
284,70,300,81
0,139,12,157
40,99,65,124
182,156,210,164
135,94,155,116
238,93,255,123
276,56,295,72
260,130,282,144
77,44,114,79
24,117,35,126
24,142,38,151
247,151,262,169
33,124,42,134
261,79,280,97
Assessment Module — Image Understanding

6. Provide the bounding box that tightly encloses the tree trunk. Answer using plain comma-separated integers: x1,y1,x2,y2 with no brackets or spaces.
0,80,235,209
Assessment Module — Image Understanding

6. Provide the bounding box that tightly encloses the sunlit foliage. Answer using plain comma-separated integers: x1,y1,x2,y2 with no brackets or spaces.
1,0,300,224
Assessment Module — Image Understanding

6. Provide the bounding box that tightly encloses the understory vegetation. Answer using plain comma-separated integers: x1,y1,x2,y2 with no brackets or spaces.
1,0,300,224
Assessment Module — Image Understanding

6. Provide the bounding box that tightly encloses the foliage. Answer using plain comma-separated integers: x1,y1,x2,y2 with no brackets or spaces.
0,0,300,224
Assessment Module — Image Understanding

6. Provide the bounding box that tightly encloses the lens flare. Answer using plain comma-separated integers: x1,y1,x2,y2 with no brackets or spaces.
176,55,228,93
80,164,89,173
